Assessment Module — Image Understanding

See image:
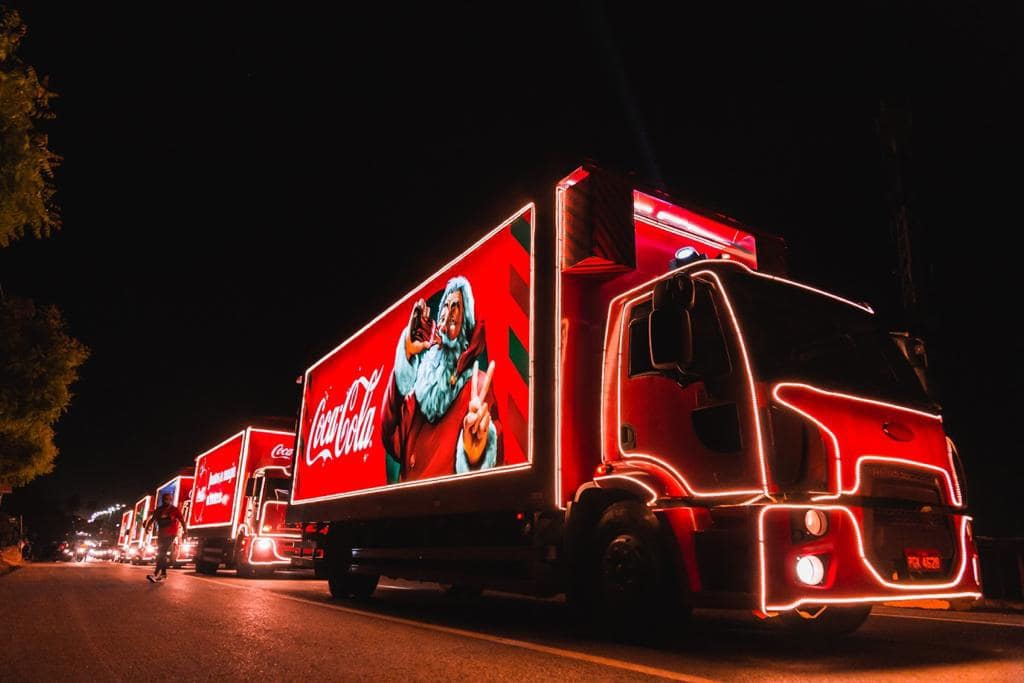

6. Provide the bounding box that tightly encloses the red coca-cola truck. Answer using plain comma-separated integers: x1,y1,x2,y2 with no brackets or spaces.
116,508,134,562
186,426,301,576
288,164,981,634
126,494,153,564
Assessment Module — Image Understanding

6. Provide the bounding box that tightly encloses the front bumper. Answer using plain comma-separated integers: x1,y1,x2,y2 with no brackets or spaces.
758,503,982,613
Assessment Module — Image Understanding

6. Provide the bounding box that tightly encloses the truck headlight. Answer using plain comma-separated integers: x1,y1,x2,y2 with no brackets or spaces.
256,538,274,551
804,509,828,537
796,555,826,585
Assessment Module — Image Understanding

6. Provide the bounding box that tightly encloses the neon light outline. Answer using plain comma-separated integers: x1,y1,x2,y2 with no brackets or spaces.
771,383,961,506
257,500,303,539
246,535,298,566
594,474,659,505
757,504,978,612
607,291,762,498
291,204,536,506
555,172,580,509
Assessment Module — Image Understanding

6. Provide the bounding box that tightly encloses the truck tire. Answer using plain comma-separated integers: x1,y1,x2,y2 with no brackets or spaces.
780,604,872,636
587,500,681,637
328,565,379,600
195,560,218,575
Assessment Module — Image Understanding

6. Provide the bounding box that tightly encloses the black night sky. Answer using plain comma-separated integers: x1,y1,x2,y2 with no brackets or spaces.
3,4,1021,536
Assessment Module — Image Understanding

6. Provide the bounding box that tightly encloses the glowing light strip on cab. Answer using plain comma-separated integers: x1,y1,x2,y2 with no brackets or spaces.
610,292,762,498
694,269,770,495
595,474,659,505
946,437,965,506
771,383,960,506
635,215,748,257
774,382,942,422
845,456,963,508
757,504,978,613
291,204,537,506
247,536,297,566
596,260,767,499
258,500,303,539
187,431,246,529
554,173,578,508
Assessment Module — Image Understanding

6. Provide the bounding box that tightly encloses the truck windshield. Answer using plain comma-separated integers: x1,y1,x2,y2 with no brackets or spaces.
722,271,931,409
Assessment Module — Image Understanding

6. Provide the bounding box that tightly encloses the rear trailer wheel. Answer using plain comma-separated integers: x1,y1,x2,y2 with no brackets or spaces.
586,500,688,636
780,604,872,635
328,562,379,600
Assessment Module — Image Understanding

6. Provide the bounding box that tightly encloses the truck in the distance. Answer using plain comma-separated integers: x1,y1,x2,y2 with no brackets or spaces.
116,508,134,562
187,426,301,577
288,164,981,635
125,494,154,565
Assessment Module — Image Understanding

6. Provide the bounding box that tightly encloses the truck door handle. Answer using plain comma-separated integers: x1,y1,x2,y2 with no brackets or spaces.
621,424,636,450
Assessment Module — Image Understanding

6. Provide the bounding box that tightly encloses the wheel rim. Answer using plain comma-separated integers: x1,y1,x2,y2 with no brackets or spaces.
601,533,650,601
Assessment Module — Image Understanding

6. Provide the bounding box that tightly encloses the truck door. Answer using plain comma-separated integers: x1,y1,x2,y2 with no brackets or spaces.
617,276,763,495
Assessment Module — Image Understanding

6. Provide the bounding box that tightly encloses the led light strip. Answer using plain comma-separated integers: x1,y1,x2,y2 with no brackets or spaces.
634,215,750,262
771,383,961,506
258,500,303,539
757,504,977,613
246,536,298,566
596,263,770,500
554,174,577,508
606,292,762,498
292,204,536,506
594,474,659,505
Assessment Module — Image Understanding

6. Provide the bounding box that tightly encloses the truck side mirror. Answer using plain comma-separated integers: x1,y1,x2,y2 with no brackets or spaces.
891,331,932,399
649,274,695,372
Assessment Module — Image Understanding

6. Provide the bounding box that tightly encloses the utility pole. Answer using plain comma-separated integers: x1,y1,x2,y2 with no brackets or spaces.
878,101,921,326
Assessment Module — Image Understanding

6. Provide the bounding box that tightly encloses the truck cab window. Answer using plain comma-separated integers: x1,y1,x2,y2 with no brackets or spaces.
627,281,730,380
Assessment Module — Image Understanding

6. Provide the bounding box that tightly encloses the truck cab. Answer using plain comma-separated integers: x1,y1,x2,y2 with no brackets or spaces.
593,258,978,629
237,466,302,572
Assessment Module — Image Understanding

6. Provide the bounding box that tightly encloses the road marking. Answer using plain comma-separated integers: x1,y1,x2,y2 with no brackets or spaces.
188,574,713,682
874,611,1024,629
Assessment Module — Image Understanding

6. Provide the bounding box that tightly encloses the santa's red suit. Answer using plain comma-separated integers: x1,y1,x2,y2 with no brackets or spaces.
381,321,503,481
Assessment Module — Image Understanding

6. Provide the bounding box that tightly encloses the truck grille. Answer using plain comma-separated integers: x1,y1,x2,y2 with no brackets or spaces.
862,506,957,582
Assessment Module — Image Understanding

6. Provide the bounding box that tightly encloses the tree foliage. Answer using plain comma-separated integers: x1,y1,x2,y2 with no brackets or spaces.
0,295,88,485
1,8,86,487
0,7,60,247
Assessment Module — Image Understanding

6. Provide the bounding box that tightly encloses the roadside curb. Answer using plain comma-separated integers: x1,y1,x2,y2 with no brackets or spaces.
884,597,1024,614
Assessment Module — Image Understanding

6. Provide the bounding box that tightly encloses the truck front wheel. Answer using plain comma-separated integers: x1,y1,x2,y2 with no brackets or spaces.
588,500,681,635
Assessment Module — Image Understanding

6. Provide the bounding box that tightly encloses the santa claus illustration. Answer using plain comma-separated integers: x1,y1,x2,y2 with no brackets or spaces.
380,276,503,482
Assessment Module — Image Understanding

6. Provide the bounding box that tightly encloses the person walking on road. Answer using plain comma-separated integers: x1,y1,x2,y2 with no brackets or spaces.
143,493,186,583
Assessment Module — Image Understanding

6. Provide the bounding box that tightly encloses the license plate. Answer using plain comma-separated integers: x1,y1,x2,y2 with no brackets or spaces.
905,548,942,573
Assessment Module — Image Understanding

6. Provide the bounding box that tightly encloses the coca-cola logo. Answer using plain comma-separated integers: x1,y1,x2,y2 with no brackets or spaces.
306,366,383,467
271,444,294,460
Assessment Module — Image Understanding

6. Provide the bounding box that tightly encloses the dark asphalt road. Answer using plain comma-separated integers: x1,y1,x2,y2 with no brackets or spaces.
2,562,1022,681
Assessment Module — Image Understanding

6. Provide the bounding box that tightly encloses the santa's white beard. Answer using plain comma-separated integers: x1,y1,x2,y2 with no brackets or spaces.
414,332,470,423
